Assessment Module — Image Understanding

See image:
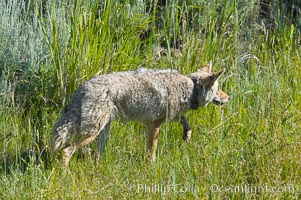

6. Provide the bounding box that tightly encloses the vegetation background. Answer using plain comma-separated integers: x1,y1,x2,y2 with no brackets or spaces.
0,0,300,199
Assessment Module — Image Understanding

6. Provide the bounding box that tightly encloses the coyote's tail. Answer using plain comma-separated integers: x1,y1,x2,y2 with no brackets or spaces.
50,118,77,152
50,86,84,152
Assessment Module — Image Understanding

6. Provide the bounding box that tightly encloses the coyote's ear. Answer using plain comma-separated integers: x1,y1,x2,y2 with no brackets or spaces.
205,69,225,87
203,61,212,73
197,61,212,73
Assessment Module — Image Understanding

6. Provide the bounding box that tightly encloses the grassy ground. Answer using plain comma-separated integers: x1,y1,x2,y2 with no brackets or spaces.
0,0,300,199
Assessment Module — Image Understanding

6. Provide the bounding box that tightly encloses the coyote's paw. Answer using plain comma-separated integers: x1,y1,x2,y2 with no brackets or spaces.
183,130,192,142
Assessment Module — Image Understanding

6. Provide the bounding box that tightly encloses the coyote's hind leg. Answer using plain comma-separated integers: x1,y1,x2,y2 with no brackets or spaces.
62,113,111,166
97,121,111,153
62,134,98,166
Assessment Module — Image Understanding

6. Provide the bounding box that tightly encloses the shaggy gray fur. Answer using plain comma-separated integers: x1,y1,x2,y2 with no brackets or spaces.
50,65,229,165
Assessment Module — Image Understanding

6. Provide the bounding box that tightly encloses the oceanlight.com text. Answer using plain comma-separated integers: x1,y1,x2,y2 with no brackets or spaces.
210,184,297,195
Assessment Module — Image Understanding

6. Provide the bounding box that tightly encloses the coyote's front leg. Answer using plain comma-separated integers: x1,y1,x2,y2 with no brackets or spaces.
146,119,164,163
180,116,192,142
147,124,160,163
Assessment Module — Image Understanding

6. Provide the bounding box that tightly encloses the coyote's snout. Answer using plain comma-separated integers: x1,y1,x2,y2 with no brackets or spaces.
50,62,230,165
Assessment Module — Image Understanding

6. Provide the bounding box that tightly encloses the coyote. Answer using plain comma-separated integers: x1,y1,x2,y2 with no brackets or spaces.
50,63,230,165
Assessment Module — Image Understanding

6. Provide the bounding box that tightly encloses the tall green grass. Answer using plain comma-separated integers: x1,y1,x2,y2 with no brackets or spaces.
0,0,300,199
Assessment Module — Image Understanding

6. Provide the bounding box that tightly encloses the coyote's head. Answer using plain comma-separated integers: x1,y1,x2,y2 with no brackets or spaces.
190,62,230,109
